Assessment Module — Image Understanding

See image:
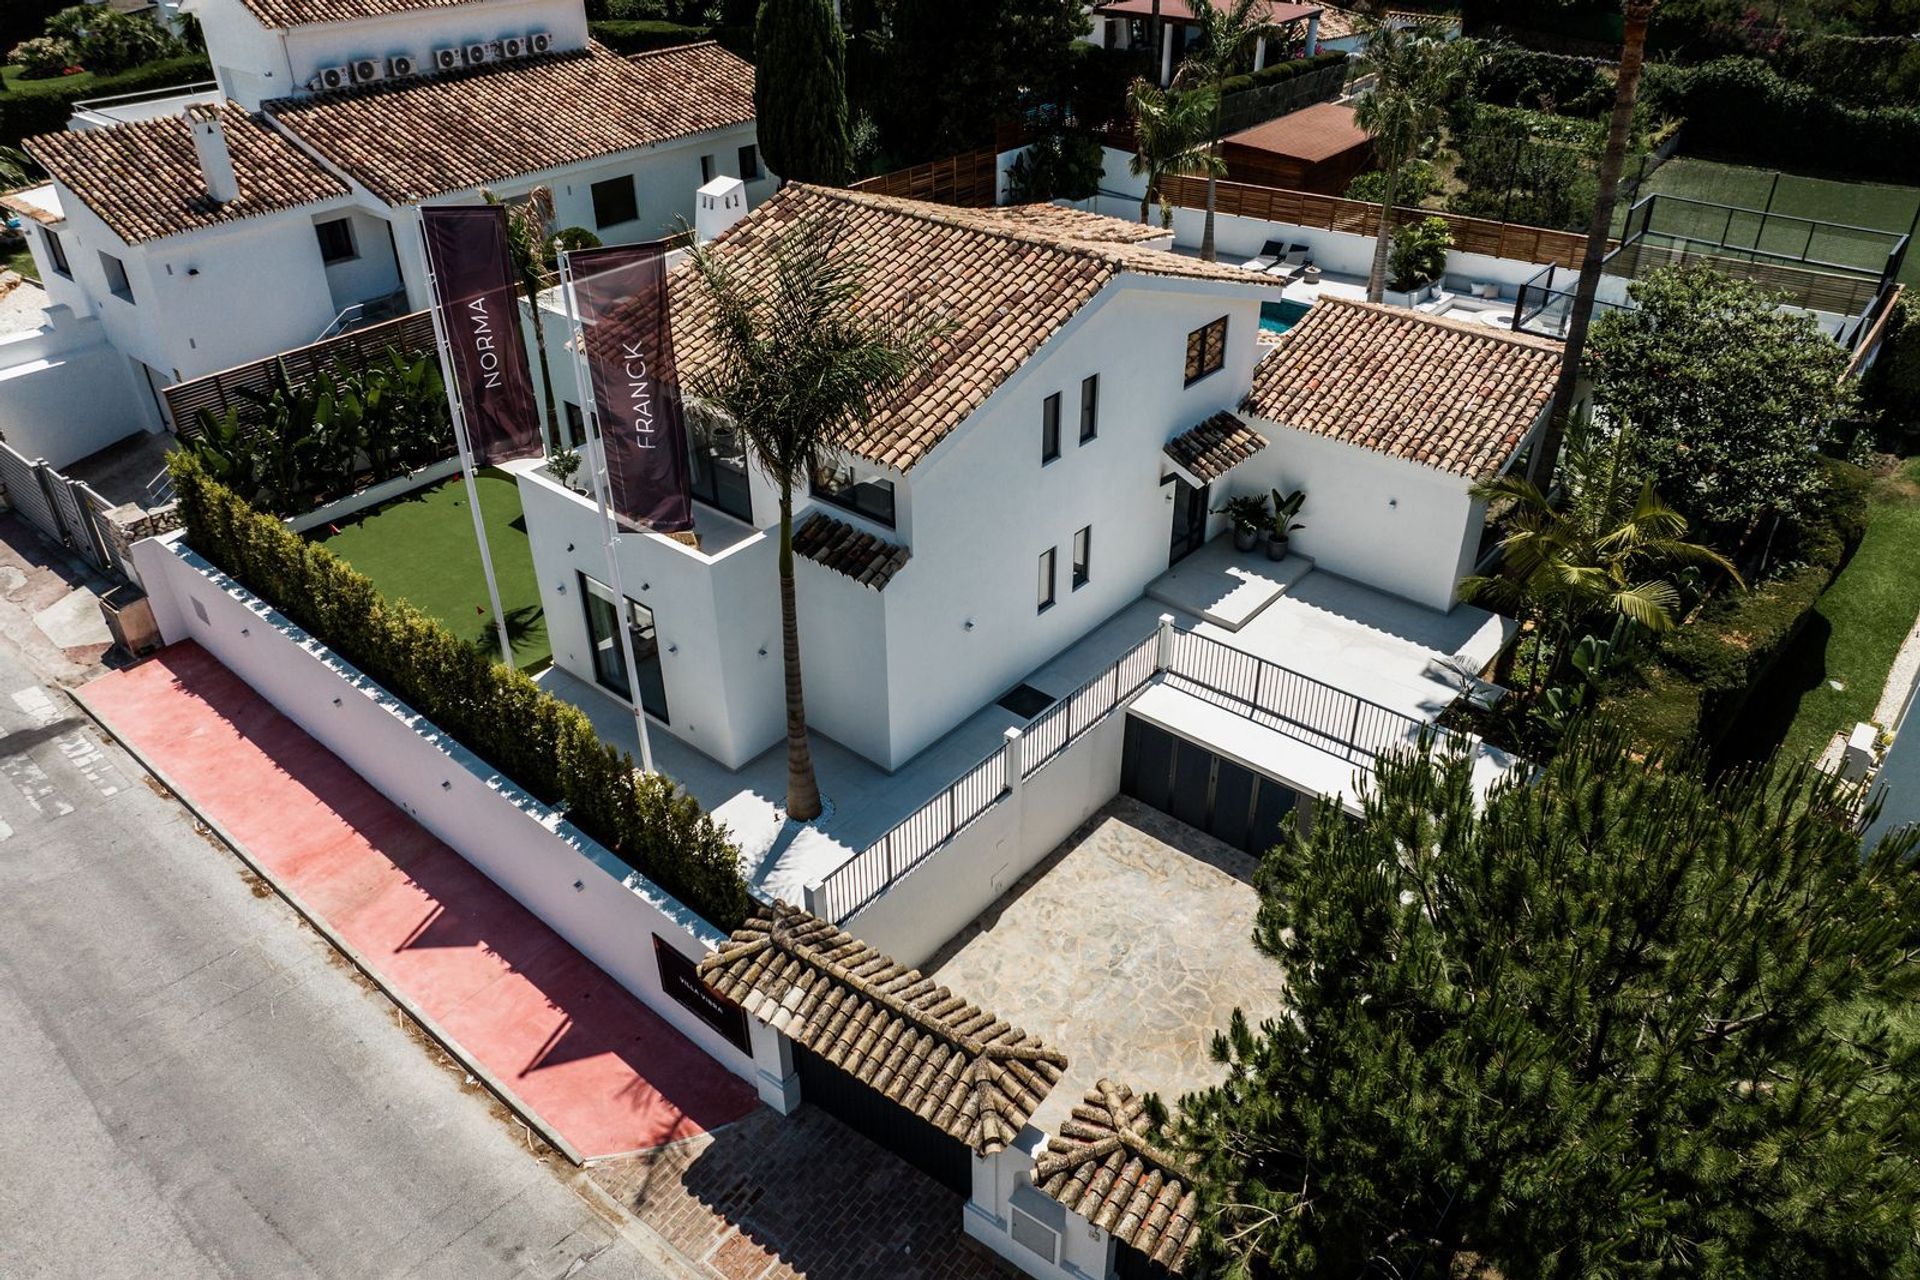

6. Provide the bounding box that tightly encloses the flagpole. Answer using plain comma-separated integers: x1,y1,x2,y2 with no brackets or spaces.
560,251,656,775
420,231,518,671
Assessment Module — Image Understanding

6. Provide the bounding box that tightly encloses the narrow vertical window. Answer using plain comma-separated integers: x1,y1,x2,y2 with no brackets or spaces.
699,154,716,184
1038,547,1056,612
738,144,760,180
1079,374,1098,442
1042,393,1061,463
1072,525,1091,589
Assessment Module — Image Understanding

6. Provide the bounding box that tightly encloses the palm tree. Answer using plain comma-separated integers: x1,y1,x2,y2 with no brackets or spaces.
685,218,945,822
1352,18,1462,302
1528,1,1657,491
1460,424,1737,692
1126,80,1222,228
1174,0,1277,262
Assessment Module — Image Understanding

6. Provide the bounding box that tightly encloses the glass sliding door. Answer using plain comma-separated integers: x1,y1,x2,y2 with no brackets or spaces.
580,573,670,724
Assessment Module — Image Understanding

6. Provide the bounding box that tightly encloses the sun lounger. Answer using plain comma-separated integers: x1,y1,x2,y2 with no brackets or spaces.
1240,238,1290,272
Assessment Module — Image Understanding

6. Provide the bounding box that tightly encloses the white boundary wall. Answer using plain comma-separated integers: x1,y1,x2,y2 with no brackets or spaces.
131,532,779,1089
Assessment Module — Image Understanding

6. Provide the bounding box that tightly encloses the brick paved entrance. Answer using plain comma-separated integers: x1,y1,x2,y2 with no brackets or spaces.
591,1107,1018,1279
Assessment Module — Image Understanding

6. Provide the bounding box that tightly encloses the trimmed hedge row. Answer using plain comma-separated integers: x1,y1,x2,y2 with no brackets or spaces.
169,453,752,932
1474,43,1615,117
1218,50,1348,99
1605,460,1873,755
588,19,752,60
1,53,211,148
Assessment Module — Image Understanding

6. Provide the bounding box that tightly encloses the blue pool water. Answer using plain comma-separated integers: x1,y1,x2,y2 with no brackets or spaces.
1259,298,1312,335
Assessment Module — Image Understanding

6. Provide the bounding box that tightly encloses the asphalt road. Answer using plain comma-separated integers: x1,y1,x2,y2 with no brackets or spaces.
0,635,688,1279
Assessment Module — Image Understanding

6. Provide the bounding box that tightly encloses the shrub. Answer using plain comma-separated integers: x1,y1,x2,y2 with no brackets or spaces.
1472,41,1614,116
587,18,752,60
168,453,752,930
1345,158,1436,207
9,36,76,79
44,5,181,75
1860,293,1920,447
1219,49,1349,98
1,53,211,147
1388,215,1452,291
1006,129,1103,202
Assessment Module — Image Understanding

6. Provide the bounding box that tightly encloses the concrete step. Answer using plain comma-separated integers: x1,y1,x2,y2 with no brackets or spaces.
1148,543,1313,631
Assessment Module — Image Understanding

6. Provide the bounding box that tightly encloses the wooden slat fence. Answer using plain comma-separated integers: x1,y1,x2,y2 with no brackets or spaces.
851,149,999,208
162,310,439,431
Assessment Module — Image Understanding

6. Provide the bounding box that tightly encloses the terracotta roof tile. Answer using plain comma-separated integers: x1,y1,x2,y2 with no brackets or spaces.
268,43,754,205
1165,410,1268,483
24,102,348,245
700,902,1068,1155
1034,1080,1201,1273
239,0,486,28
672,185,1267,472
1223,102,1368,163
1241,298,1560,480
793,511,910,590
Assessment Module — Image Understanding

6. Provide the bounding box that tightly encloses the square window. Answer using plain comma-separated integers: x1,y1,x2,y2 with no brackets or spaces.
1041,393,1061,463
699,153,716,185
1037,547,1056,612
1072,525,1091,589
1079,374,1098,442
590,175,638,229
42,228,71,278
315,216,357,264
1184,316,1228,385
563,400,587,448
738,144,760,180
99,251,133,303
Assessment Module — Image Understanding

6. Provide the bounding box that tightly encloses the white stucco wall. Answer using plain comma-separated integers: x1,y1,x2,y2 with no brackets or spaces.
316,207,404,314
0,307,152,468
969,1134,1116,1280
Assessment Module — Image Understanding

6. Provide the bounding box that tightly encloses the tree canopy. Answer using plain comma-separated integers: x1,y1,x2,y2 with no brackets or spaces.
753,0,852,185
1176,722,1920,1279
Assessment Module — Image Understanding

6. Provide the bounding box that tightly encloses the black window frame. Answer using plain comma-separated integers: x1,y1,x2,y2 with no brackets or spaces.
562,400,587,448
699,153,716,185
314,216,357,264
1184,316,1228,385
590,174,639,229
1041,392,1062,464
42,228,71,278
579,571,670,723
690,420,754,524
811,459,896,528
1079,374,1098,443
99,251,133,303
1072,525,1091,590
738,144,761,180
1038,546,1057,613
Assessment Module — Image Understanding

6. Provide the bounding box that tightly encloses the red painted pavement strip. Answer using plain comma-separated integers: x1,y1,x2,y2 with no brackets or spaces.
80,641,757,1160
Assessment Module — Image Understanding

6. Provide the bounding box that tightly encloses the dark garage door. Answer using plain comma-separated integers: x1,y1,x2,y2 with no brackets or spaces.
793,1043,974,1195
1121,716,1300,856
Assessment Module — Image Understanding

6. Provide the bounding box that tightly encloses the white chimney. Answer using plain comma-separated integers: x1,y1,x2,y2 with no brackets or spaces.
189,109,239,205
695,175,748,244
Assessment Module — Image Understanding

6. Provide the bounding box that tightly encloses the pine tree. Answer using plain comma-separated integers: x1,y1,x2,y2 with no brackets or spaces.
753,0,853,186
1175,723,1920,1279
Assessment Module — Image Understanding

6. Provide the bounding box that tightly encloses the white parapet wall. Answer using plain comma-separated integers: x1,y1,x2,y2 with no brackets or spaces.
130,531,776,1089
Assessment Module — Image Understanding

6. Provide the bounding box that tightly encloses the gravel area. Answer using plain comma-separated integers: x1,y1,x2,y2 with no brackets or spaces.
0,275,50,336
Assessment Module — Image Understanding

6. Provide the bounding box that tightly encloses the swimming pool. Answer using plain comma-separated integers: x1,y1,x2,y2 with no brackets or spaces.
1259,298,1312,335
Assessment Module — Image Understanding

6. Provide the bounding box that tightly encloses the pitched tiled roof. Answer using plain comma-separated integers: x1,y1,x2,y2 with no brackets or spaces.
239,0,485,28
699,902,1068,1155
1241,298,1561,480
268,43,754,205
1164,410,1268,483
1223,102,1368,163
0,184,63,227
1033,1080,1201,1273
24,102,348,245
671,185,1267,472
794,511,910,590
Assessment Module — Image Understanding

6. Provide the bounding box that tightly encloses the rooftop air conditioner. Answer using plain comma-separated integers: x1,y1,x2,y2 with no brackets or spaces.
387,53,418,77
465,42,491,65
485,40,504,60
528,31,552,54
349,58,384,83
313,64,350,91
500,35,525,58
432,46,463,71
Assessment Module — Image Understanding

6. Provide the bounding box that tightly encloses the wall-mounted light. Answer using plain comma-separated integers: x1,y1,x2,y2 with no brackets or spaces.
556,581,567,594
332,696,342,706
963,618,976,631
758,646,768,656
239,627,250,636
1388,497,1399,509
572,879,585,892
565,542,575,552
667,643,678,654
441,779,452,790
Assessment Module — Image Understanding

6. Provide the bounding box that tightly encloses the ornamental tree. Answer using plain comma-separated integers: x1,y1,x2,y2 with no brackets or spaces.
753,0,852,185
1587,263,1853,544
1175,722,1920,1279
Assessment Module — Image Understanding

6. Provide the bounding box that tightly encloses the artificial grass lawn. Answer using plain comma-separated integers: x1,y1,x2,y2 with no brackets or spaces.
1727,459,1920,766
313,468,551,670
3,244,37,281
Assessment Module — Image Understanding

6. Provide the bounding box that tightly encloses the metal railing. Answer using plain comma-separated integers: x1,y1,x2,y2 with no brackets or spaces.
1165,629,1442,766
1021,635,1158,778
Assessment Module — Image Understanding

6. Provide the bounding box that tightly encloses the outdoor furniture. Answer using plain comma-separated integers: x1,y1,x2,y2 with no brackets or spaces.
1240,239,1290,272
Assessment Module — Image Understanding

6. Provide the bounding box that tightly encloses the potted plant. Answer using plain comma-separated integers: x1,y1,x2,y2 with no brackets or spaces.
1213,492,1270,552
1266,487,1305,560
549,446,583,492
1385,216,1454,307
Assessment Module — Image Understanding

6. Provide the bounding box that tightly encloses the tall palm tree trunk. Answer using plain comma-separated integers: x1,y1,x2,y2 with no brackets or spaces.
1200,91,1223,261
1366,161,1399,302
526,290,560,452
776,489,823,820
1527,0,1654,491
1141,180,1153,225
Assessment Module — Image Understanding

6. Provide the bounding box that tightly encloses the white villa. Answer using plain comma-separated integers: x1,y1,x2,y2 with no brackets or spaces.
0,0,770,467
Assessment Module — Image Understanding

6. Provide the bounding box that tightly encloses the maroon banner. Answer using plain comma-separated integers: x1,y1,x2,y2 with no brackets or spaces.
569,242,694,534
421,205,541,465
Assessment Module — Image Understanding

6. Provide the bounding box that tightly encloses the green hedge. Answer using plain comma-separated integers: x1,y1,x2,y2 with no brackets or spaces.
169,453,751,932
2,53,211,148
1218,50,1348,99
1863,295,1920,447
1605,460,1872,755
588,19,752,60
1474,44,1615,117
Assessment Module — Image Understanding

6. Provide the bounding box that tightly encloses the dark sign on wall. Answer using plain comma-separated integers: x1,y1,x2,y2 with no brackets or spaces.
654,934,751,1054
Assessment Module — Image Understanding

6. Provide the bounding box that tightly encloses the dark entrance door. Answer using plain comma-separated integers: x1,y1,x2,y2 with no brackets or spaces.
1121,716,1299,856
1168,477,1209,564
793,1042,973,1195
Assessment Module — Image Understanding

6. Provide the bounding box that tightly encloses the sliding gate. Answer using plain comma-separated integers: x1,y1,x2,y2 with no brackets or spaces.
0,441,129,579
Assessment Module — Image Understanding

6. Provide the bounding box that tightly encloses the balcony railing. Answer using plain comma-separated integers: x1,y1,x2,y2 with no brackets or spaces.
70,81,220,129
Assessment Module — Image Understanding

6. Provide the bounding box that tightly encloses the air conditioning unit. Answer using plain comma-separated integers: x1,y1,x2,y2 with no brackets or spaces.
500,35,525,58
313,64,350,91
433,46,464,71
528,31,552,54
484,40,504,60
387,53,418,77
349,58,384,83
465,42,491,65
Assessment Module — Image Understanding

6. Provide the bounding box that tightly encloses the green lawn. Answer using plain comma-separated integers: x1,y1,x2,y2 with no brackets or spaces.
3,243,37,281
313,469,551,670
1621,157,1920,287
1726,460,1920,766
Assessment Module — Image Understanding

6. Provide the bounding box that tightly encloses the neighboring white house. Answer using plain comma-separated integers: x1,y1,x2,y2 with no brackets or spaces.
0,0,770,462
